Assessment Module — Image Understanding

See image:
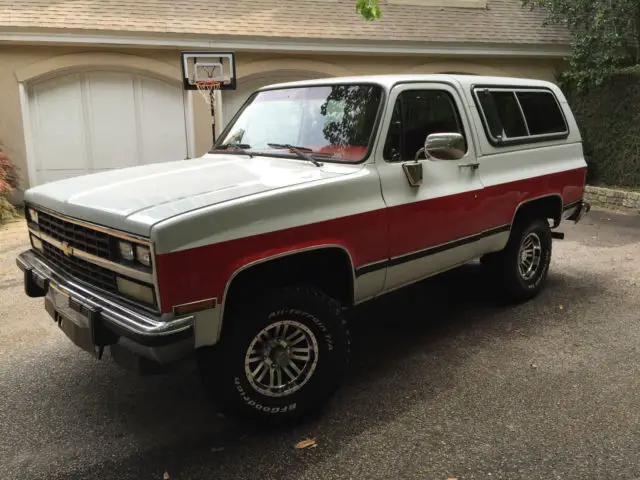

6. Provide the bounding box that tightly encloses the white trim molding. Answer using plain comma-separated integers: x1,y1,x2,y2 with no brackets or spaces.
18,83,38,187
14,52,181,84
0,29,571,58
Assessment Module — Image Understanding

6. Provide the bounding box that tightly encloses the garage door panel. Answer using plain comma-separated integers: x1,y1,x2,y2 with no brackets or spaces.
138,76,187,164
85,72,139,169
28,70,188,186
31,74,87,172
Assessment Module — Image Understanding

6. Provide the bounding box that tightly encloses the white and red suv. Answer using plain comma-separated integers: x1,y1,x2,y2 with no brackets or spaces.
18,74,590,425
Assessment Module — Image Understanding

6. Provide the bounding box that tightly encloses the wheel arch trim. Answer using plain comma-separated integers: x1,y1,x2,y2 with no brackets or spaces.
218,244,357,334
510,193,564,230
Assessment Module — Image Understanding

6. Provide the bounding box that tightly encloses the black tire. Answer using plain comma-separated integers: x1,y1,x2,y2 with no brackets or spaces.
197,286,350,427
486,217,552,302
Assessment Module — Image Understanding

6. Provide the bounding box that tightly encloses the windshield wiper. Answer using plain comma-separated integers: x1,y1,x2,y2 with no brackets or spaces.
267,143,322,167
210,143,253,157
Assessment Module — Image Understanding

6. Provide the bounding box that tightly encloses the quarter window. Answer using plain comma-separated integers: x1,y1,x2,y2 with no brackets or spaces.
474,87,568,145
476,90,528,140
516,91,567,136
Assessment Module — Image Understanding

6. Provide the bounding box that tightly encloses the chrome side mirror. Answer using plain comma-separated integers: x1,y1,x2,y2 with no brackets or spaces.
424,133,466,160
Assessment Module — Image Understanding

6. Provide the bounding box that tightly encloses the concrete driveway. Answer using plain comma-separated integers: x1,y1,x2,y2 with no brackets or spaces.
1,210,639,480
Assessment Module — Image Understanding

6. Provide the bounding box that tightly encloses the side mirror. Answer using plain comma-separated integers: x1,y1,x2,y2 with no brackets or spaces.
424,133,466,160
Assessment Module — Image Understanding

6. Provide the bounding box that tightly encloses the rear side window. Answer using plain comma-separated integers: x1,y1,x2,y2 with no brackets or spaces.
516,91,567,136
473,87,568,145
476,90,528,139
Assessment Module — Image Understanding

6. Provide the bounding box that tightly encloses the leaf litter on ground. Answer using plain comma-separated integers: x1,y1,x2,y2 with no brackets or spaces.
295,438,317,449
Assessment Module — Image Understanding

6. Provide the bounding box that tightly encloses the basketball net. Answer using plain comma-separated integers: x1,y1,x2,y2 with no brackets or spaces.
195,80,221,107
195,79,221,142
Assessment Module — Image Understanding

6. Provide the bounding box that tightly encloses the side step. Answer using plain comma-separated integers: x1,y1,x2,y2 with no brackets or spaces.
551,231,565,240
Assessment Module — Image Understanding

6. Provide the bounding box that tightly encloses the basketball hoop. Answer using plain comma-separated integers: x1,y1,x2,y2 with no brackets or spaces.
181,52,237,145
195,80,221,106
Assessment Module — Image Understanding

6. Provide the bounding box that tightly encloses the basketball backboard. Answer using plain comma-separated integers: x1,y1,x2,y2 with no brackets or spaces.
180,51,237,91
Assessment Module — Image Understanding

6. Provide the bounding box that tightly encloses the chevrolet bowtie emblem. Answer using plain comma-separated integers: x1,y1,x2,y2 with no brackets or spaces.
60,241,74,257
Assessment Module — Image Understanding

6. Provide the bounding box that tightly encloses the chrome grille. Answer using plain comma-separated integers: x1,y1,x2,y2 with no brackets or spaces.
41,242,119,295
37,211,112,260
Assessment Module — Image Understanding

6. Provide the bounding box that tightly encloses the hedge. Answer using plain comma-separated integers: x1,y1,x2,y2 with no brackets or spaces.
565,71,640,188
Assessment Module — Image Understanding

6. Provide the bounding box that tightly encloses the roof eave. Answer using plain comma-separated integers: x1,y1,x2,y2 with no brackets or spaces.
0,27,571,58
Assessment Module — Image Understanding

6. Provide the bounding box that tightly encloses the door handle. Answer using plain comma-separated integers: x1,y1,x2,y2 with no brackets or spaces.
458,162,479,171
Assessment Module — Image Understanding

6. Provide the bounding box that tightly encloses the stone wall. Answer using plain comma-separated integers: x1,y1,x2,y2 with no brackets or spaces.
585,186,640,213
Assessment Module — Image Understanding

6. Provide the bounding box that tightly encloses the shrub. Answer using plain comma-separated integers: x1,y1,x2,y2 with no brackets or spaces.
0,143,20,224
565,71,640,188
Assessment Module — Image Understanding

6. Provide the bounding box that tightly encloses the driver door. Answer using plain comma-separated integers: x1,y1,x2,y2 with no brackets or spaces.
376,82,485,291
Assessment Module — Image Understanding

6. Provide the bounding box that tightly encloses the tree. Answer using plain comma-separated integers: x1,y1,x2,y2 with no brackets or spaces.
356,0,382,20
355,0,640,90
523,0,640,90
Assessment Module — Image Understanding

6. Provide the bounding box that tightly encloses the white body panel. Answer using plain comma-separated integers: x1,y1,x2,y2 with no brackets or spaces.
25,154,360,238
460,80,586,190
27,71,187,186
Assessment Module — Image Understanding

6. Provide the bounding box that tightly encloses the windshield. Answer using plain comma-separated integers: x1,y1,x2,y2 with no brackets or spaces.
213,84,383,163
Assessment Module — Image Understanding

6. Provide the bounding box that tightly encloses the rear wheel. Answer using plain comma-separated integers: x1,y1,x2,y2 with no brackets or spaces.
197,286,350,427
483,217,552,302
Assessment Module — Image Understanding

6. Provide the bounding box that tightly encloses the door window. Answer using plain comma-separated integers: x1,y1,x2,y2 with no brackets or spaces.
383,89,467,162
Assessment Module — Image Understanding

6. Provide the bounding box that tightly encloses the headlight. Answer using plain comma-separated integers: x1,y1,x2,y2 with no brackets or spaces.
116,277,155,305
135,245,152,267
28,208,39,224
118,241,135,261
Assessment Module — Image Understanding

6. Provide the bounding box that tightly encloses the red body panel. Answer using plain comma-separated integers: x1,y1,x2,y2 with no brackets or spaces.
155,167,586,313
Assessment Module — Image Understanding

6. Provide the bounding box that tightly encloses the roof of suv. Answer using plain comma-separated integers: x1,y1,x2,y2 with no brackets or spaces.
258,74,557,92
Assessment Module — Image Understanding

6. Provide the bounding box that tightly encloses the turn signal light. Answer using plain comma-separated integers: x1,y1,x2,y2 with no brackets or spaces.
173,298,217,316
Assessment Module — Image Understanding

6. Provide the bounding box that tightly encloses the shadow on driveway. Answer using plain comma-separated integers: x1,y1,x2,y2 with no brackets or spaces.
30,261,612,480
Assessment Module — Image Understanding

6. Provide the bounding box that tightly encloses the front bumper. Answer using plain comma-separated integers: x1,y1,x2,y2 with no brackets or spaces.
17,250,195,370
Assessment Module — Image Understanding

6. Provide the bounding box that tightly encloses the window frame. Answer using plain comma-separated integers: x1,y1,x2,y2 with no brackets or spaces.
471,85,570,147
382,87,469,163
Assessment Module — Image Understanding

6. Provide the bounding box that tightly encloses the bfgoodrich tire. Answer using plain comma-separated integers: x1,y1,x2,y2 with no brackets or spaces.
197,286,350,427
490,217,553,302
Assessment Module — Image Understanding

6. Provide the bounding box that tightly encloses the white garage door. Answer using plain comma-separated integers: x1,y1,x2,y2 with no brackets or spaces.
28,71,187,185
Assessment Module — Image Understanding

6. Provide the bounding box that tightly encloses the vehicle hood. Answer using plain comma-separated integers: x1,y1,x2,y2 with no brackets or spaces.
25,154,361,237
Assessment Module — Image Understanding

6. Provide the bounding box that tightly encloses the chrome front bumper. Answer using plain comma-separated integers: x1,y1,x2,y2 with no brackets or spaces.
17,249,195,370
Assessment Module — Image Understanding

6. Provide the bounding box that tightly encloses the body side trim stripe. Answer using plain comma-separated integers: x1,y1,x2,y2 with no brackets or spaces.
355,223,511,277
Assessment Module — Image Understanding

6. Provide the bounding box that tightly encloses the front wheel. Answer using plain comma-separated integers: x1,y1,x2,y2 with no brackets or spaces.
197,286,350,427
485,217,553,302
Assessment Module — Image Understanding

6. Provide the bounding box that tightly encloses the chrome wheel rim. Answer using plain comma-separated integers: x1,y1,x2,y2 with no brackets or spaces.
244,320,319,398
518,232,543,281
